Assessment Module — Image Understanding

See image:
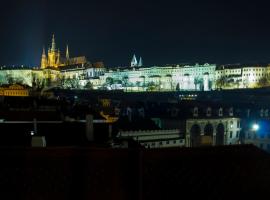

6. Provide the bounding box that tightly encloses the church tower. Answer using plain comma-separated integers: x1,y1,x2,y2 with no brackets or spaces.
66,45,70,60
131,54,138,67
41,47,48,69
138,57,143,67
48,34,58,68
40,34,86,69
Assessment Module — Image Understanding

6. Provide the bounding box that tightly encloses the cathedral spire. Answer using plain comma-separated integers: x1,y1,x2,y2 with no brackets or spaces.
51,34,56,52
130,54,138,67
138,57,143,67
66,44,70,59
41,46,47,69
42,47,46,56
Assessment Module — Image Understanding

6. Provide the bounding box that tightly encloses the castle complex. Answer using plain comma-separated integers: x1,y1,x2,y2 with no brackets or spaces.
0,35,270,91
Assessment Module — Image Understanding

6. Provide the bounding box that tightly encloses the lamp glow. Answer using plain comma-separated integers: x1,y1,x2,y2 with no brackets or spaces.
252,124,259,131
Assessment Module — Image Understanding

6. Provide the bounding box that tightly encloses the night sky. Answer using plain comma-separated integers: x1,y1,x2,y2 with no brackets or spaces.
1,0,270,67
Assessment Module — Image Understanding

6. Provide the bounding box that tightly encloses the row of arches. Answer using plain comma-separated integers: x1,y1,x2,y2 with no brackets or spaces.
190,123,225,147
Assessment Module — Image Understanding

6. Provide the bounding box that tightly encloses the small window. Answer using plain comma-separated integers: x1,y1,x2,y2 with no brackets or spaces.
236,131,239,138
237,121,240,128
159,141,162,145
230,131,233,138
166,141,169,144
173,140,176,144
260,143,264,149
193,107,198,117
206,107,211,117
260,109,264,117
265,109,269,117
218,108,223,116
229,108,233,116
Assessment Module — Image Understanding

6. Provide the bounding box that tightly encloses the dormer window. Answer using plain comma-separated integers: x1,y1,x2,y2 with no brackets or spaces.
218,108,223,117
193,107,198,117
229,107,233,117
206,107,212,117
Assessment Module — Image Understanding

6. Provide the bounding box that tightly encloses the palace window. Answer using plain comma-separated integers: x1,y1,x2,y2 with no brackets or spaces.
236,131,239,138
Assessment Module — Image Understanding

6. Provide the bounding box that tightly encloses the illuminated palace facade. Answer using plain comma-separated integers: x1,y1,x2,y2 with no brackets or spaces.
0,35,270,91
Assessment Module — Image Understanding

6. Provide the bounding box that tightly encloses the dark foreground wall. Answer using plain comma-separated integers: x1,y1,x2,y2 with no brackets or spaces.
0,145,269,200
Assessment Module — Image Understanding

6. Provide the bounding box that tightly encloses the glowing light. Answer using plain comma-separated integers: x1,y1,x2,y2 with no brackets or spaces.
252,123,259,131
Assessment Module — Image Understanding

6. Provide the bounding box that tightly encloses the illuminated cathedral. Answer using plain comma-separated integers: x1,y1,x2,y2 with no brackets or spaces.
41,34,87,69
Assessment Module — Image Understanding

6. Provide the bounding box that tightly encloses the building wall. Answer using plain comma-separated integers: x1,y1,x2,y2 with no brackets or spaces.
101,63,216,91
1,63,270,91
116,129,185,148
186,118,241,147
242,66,266,88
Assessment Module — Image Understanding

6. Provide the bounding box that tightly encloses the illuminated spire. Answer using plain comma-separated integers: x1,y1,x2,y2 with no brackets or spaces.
41,46,47,69
138,57,143,67
66,44,69,59
42,47,46,56
130,54,138,67
51,34,56,52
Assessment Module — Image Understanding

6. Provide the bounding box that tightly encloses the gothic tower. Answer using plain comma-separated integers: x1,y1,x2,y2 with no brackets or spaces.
131,54,138,67
47,34,58,68
66,45,69,60
41,47,47,69
138,57,143,67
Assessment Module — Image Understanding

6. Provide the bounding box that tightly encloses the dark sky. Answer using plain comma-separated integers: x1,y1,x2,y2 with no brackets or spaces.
1,0,270,67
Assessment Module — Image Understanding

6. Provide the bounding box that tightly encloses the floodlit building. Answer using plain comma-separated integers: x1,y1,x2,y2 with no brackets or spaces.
242,66,267,88
0,84,29,96
41,34,87,69
1,35,270,92
185,105,242,147
100,63,216,91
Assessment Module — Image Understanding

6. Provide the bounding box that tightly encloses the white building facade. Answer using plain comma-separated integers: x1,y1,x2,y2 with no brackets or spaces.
1,62,270,91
